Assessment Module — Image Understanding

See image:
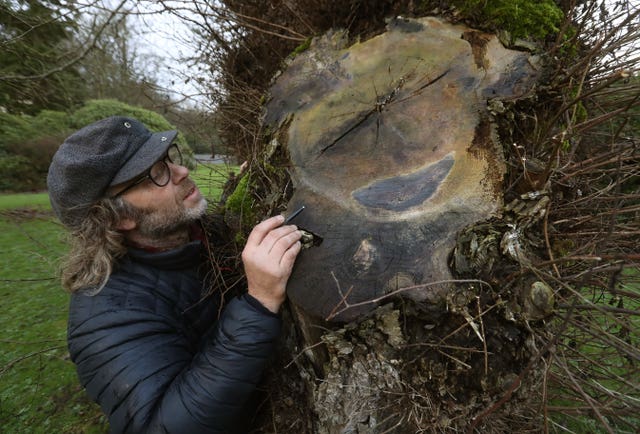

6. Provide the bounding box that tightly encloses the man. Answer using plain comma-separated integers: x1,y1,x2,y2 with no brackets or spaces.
47,116,302,433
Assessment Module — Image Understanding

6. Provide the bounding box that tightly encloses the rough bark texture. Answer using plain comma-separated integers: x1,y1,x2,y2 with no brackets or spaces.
255,17,550,433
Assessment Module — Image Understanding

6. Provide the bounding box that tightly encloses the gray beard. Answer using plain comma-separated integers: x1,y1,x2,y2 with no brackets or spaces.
133,197,208,239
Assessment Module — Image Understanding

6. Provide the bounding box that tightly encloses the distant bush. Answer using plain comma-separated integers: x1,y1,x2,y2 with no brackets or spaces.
71,99,188,148
31,110,73,135
0,110,72,146
71,99,194,166
0,113,33,148
0,153,31,192
0,99,196,192
3,134,65,192
0,111,72,192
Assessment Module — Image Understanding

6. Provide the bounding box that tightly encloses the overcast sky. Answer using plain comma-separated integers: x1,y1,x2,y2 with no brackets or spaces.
125,2,205,106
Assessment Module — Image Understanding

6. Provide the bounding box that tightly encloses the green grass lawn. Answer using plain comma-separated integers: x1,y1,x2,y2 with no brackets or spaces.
0,193,52,211
0,210,108,433
0,165,232,432
191,161,238,202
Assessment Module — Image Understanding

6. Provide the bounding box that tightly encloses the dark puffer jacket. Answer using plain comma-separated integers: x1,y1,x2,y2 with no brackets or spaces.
67,240,281,434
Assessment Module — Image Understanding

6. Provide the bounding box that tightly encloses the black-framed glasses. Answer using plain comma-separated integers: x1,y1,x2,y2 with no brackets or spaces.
113,144,183,197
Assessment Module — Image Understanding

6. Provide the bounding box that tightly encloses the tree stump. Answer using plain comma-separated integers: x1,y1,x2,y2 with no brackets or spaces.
264,17,538,322
261,17,546,432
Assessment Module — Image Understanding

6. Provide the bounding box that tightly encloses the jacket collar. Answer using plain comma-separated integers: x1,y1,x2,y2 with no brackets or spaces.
126,240,203,270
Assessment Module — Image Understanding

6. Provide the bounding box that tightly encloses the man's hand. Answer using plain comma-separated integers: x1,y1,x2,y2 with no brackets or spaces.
242,215,302,313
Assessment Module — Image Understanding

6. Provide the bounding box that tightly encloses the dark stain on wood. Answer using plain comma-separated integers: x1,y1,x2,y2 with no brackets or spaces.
353,155,454,211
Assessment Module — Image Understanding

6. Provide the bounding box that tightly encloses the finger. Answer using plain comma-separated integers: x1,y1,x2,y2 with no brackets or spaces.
246,215,285,247
269,229,302,257
258,224,298,253
280,240,302,269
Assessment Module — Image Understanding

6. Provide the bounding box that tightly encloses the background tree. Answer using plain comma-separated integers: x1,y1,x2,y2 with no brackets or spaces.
71,2,224,158
78,13,147,104
0,0,222,193
75,8,177,113
0,0,85,114
0,0,182,115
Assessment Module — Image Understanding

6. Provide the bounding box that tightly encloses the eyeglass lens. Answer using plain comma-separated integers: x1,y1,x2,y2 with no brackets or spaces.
167,144,182,165
148,145,183,186
149,160,170,186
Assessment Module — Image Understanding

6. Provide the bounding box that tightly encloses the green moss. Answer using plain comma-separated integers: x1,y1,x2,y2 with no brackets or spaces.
234,230,247,245
225,174,256,229
455,0,564,41
291,37,312,57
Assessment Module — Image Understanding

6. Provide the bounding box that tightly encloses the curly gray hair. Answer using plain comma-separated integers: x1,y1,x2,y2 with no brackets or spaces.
60,196,140,293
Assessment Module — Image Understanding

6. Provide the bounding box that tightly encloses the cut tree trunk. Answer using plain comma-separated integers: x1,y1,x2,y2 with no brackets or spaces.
259,17,551,433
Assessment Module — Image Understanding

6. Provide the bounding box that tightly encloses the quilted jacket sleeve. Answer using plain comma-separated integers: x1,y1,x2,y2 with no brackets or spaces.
68,293,281,434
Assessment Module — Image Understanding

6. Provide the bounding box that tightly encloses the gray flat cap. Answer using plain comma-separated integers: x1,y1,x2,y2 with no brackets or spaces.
47,116,178,228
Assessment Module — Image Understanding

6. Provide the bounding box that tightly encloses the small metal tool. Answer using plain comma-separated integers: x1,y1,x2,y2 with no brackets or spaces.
284,205,305,224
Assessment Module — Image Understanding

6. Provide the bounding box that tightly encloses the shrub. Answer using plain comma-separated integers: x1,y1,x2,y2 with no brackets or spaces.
71,99,188,146
0,113,40,148
31,110,73,136
0,153,32,192
0,99,194,192
0,110,72,148
0,110,72,192
3,134,67,192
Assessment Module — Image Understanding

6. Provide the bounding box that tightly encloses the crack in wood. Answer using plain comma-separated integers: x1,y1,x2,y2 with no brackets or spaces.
318,69,450,156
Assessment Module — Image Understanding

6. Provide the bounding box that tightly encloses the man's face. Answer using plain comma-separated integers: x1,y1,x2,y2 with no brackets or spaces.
118,160,207,238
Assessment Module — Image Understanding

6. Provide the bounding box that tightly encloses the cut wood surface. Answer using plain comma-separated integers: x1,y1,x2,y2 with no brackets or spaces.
264,17,539,321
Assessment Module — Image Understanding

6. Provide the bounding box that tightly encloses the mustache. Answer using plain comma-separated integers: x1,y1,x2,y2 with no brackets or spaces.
179,179,196,198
